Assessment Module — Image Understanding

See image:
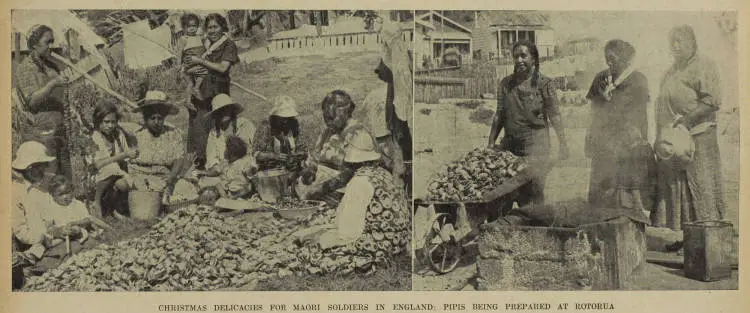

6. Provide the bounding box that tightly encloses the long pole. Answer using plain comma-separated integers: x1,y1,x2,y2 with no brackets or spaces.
50,52,140,110
123,28,269,101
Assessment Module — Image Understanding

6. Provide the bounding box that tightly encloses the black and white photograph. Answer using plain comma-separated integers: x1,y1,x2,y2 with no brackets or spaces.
10,9,414,291
412,10,739,291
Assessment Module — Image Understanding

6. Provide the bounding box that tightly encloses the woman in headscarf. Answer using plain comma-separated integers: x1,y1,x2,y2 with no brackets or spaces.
298,90,381,204
290,130,410,274
253,95,307,172
14,25,72,181
654,25,725,239
128,91,194,206
585,39,651,208
89,101,138,218
487,40,569,212
183,13,240,170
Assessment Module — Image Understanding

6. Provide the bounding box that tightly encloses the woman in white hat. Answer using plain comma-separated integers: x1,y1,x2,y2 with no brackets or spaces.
128,91,194,206
655,25,726,248
197,93,256,176
253,95,306,171
291,130,410,274
11,141,57,266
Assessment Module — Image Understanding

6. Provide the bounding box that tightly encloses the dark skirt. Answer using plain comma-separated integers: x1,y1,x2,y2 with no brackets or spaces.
188,96,214,169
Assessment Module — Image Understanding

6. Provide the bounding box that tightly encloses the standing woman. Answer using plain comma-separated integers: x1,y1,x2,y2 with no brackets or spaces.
654,25,725,234
487,40,569,210
15,25,72,181
585,39,650,207
183,13,240,169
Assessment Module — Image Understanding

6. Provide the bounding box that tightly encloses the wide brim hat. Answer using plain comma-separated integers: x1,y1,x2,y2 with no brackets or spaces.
269,95,299,118
208,93,244,117
12,141,56,170
133,90,179,115
344,131,382,163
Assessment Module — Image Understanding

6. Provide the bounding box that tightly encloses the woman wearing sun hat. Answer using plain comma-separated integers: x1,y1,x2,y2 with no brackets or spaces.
289,130,410,274
127,91,194,206
253,95,307,172
199,93,256,175
12,141,57,266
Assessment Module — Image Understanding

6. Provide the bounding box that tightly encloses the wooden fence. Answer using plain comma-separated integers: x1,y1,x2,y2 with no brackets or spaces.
415,63,513,103
267,30,412,55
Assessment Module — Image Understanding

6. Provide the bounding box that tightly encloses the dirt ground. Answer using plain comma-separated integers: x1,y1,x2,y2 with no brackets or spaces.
412,100,740,291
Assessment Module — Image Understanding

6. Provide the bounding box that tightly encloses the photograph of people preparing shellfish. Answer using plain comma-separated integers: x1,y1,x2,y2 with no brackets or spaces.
411,10,739,291
10,9,414,291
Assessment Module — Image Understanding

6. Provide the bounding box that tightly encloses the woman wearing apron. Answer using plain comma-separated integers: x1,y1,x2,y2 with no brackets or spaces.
487,40,569,215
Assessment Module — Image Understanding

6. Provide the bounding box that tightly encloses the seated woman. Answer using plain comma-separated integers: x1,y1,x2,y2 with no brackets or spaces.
202,93,256,175
299,90,382,204
199,135,258,201
12,141,57,265
291,131,410,274
128,91,194,206
89,101,138,218
253,95,307,172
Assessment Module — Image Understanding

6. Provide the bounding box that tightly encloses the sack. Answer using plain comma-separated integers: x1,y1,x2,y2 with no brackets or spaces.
655,125,695,168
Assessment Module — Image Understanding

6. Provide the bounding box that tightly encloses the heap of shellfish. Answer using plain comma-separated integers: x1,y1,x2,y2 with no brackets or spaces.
427,148,527,202
22,201,407,291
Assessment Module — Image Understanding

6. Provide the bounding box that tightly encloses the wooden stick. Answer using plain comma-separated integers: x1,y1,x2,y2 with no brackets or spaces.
50,52,139,110
230,81,268,101
65,235,71,256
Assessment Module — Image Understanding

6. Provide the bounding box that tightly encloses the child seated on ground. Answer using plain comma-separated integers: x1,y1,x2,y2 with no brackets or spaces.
177,13,208,101
197,136,258,201
43,176,112,242
607,126,658,216
20,176,113,273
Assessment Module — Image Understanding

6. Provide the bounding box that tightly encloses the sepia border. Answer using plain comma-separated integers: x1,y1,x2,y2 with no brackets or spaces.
1,0,748,312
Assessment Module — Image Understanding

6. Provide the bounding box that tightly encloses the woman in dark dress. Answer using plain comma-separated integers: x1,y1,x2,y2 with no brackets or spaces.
585,39,650,208
487,40,569,213
183,13,240,169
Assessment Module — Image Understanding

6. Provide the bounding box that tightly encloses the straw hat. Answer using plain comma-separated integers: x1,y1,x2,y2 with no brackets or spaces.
344,131,381,163
133,91,179,115
208,94,244,116
269,95,299,118
655,125,695,166
12,141,55,170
